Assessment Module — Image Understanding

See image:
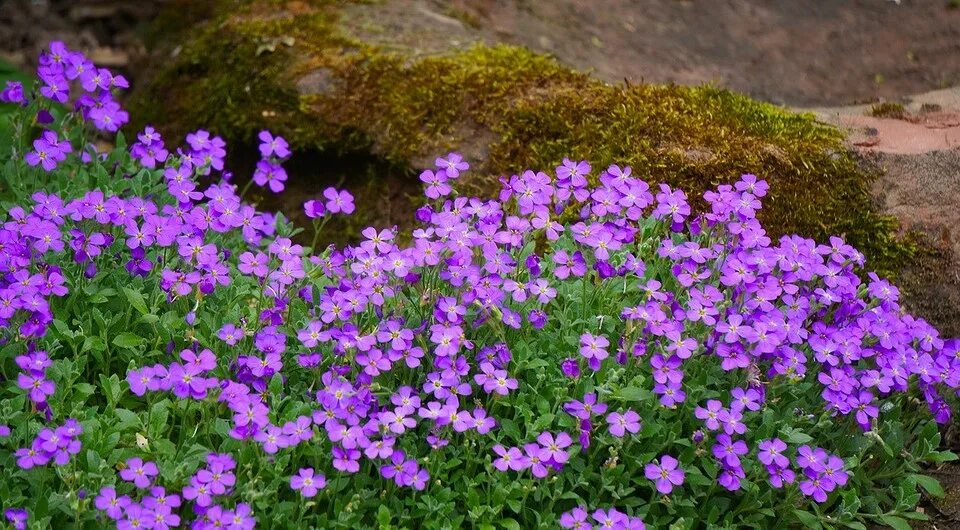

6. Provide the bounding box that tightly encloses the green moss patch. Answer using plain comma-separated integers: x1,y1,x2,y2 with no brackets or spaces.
870,102,908,119
130,0,912,275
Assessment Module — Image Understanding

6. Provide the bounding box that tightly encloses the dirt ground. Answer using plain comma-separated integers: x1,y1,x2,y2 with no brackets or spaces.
428,0,960,107
0,0,163,77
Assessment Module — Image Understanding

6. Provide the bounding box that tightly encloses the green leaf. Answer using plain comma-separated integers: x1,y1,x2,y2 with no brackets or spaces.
499,518,521,530
51,319,74,339
268,373,284,395
85,449,103,471
531,413,555,431
149,400,170,436
781,426,813,445
618,387,652,401
122,287,149,315
138,314,160,325
878,515,911,530
793,510,821,529
928,450,959,463
82,336,107,353
99,374,123,406
115,409,142,430
841,523,866,530
913,474,945,497
500,418,521,441
112,333,144,349
377,505,391,527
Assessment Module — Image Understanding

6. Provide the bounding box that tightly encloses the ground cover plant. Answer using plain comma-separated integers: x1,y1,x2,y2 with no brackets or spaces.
0,42,958,530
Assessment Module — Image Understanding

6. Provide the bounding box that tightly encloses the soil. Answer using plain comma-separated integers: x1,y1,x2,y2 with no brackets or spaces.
428,0,960,107
0,0,164,78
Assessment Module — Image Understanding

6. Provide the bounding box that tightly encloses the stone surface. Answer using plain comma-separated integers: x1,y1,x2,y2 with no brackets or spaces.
809,87,960,336
429,0,960,106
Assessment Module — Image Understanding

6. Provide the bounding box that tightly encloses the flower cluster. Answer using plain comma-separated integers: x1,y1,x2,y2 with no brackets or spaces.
126,348,220,401
559,506,646,530
14,418,81,469
25,130,72,171
0,80,27,106
797,445,849,502
15,348,55,410
253,130,289,193
304,187,356,219
30,41,129,131
130,127,170,169
3,508,28,530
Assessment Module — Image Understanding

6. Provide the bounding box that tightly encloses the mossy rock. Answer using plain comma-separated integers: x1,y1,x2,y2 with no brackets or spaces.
130,0,911,275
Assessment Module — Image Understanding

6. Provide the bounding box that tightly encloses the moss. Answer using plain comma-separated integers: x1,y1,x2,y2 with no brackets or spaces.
870,102,908,119
130,0,913,276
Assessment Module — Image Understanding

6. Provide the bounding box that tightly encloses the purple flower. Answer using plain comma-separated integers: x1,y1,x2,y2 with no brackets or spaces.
253,160,288,193
712,434,748,467
304,199,326,219
25,133,70,172
537,431,572,464
323,187,355,215
4,508,28,530
579,333,609,371
470,408,497,434
730,386,763,412
258,130,291,158
606,410,641,437
560,358,581,378
559,506,590,529
1,80,27,105
552,250,587,279
94,487,131,520
796,445,828,473
564,393,608,420
421,169,451,199
821,455,849,487
492,444,528,472
799,472,832,503
758,438,789,468
119,458,159,489
767,464,796,488
435,152,469,178
290,467,326,497
254,424,289,454
523,443,550,478
694,400,724,431
16,371,55,403
644,454,685,494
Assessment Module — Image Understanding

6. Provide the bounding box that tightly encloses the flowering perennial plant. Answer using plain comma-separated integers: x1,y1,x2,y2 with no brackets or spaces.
0,41,958,529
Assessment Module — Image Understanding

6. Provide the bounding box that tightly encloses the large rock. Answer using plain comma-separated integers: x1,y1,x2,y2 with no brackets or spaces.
131,0,910,270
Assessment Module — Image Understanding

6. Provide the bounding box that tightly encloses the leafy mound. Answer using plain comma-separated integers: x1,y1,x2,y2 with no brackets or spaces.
1,40,957,530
